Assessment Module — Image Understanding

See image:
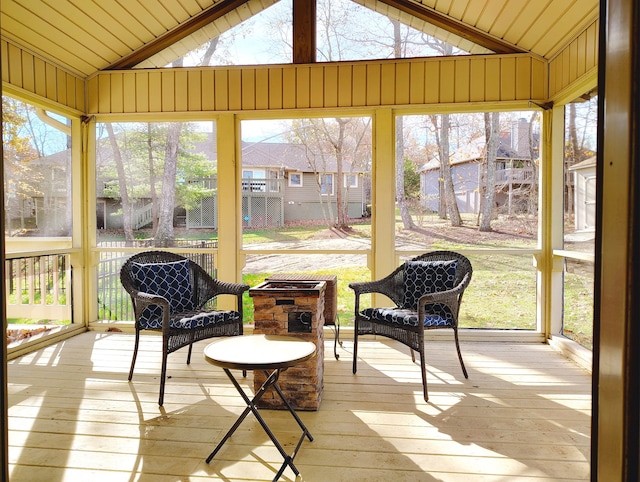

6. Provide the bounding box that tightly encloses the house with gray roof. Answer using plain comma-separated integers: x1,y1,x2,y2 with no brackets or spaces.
419,119,539,215
96,131,367,230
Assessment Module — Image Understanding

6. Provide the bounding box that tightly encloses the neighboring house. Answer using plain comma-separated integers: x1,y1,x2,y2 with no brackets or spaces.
5,149,72,236
568,156,596,231
95,132,367,230
238,140,367,227
420,119,538,215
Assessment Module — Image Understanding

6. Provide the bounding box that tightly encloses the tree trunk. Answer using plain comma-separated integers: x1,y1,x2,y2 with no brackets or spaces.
527,111,539,214
147,124,158,232
440,114,462,226
566,103,579,218
335,119,348,228
200,38,219,66
480,112,499,232
105,124,134,246
429,115,447,219
154,122,182,247
396,116,417,229
392,20,416,230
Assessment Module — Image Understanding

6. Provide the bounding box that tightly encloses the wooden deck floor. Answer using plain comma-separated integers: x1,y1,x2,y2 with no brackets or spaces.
7,331,592,481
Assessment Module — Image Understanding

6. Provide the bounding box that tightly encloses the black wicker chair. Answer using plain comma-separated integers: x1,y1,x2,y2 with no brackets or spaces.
349,251,472,402
120,250,249,405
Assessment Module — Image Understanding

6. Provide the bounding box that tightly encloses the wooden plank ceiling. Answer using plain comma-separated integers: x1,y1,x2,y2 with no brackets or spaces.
0,0,599,78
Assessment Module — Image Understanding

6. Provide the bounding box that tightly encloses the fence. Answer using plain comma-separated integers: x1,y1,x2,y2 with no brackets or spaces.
5,254,72,322
5,241,218,325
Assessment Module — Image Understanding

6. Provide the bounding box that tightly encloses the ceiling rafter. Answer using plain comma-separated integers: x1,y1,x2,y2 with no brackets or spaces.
293,0,316,63
105,0,252,70
376,0,527,55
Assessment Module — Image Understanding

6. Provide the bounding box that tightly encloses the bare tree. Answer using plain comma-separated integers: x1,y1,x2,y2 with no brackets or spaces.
429,114,462,226
393,20,417,230
422,39,461,226
564,96,597,219
105,124,134,246
154,122,182,247
146,124,159,232
564,102,594,218
2,98,43,231
479,112,499,231
200,38,219,66
396,116,416,229
327,118,348,228
527,111,539,214
288,117,370,229
565,103,578,218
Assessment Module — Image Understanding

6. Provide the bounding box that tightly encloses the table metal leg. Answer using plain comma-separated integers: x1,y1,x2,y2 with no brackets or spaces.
206,367,314,481
332,320,342,359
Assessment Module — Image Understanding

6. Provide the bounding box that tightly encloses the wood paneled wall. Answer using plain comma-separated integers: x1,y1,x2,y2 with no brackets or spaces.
1,39,84,112
87,54,548,114
2,28,600,115
548,19,598,100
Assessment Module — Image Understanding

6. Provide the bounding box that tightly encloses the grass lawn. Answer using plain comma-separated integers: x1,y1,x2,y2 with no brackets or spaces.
85,213,595,350
237,216,592,349
242,253,538,330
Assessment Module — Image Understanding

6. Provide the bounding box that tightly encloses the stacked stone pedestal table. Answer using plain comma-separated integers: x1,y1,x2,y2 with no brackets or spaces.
249,280,326,411
267,273,340,359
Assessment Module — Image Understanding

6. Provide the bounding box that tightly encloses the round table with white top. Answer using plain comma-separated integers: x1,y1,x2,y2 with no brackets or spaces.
203,334,316,481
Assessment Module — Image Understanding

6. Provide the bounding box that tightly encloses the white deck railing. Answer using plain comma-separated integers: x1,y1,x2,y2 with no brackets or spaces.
5,254,72,321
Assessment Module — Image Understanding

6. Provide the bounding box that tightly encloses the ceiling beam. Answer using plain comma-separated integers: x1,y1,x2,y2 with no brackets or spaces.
293,0,316,63
377,0,527,54
105,0,252,70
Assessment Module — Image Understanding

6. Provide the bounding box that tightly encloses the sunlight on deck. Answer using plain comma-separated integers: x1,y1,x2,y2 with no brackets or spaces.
8,332,591,481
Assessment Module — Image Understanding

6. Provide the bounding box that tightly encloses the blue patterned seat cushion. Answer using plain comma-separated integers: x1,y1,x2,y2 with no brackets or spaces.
401,259,458,311
361,304,454,328
131,260,196,329
170,310,241,330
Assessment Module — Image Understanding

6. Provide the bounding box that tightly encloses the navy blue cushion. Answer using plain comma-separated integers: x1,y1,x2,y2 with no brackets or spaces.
131,260,195,329
362,307,419,326
423,303,455,328
362,305,454,328
170,310,241,330
401,259,458,310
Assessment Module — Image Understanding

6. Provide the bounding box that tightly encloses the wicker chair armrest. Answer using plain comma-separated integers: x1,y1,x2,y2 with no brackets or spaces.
202,280,249,323
130,292,170,330
213,280,251,297
416,273,471,319
132,291,170,311
419,276,466,300
349,278,394,297
349,278,401,316
416,289,457,307
193,271,249,307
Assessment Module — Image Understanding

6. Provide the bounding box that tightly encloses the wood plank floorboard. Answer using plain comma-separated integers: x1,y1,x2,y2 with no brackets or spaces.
8,331,591,481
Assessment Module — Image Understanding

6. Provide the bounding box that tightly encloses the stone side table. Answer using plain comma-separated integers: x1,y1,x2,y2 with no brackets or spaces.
249,280,326,410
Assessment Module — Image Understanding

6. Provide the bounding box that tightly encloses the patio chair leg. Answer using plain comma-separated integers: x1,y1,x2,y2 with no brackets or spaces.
159,352,168,406
186,343,193,365
128,329,140,381
352,331,359,374
158,335,171,406
419,349,429,402
453,327,468,379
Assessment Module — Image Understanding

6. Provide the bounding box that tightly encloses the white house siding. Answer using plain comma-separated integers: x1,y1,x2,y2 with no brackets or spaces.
570,158,597,231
